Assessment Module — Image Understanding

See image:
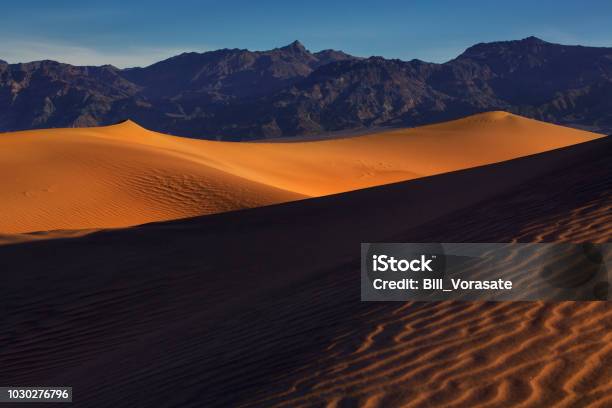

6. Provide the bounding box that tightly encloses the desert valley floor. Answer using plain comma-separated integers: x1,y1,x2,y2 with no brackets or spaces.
0,112,610,407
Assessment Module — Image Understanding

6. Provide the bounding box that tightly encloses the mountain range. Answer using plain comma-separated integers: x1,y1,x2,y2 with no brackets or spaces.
1,37,611,140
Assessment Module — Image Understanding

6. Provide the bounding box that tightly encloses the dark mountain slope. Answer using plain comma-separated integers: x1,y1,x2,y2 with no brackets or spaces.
0,61,141,130
240,37,612,139
122,41,323,100
1,37,611,139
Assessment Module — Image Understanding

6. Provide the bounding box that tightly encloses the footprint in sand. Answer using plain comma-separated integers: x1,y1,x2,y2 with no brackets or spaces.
23,185,59,198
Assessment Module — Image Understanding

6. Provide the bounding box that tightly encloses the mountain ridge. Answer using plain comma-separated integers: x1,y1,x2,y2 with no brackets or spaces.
1,37,611,139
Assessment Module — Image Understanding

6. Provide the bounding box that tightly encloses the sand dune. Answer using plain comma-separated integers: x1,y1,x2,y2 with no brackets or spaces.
0,136,609,407
0,121,304,235
0,111,602,235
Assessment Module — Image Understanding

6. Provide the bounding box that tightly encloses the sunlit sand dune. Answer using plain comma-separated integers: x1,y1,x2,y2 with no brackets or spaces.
0,136,609,407
0,122,304,235
0,111,602,234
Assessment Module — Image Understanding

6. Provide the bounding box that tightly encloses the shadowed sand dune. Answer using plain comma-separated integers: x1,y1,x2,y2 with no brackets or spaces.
0,136,610,407
0,111,602,236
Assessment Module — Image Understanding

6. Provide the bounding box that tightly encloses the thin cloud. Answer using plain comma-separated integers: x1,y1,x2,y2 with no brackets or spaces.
0,39,208,68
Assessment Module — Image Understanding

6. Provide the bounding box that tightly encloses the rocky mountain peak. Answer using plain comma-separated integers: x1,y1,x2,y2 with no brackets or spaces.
280,40,308,53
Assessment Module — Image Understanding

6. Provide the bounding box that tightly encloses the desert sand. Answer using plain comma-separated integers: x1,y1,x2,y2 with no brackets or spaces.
0,111,602,235
0,136,609,407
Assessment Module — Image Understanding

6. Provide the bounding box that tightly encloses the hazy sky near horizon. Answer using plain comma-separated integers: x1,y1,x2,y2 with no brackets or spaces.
1,1,611,68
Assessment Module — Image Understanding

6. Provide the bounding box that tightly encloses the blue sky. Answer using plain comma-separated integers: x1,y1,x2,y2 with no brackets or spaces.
1,1,611,67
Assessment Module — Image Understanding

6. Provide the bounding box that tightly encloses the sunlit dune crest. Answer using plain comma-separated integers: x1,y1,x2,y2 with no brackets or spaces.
0,111,602,234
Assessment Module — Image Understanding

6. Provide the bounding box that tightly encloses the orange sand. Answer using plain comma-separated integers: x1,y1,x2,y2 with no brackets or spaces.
0,136,610,406
0,111,602,234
